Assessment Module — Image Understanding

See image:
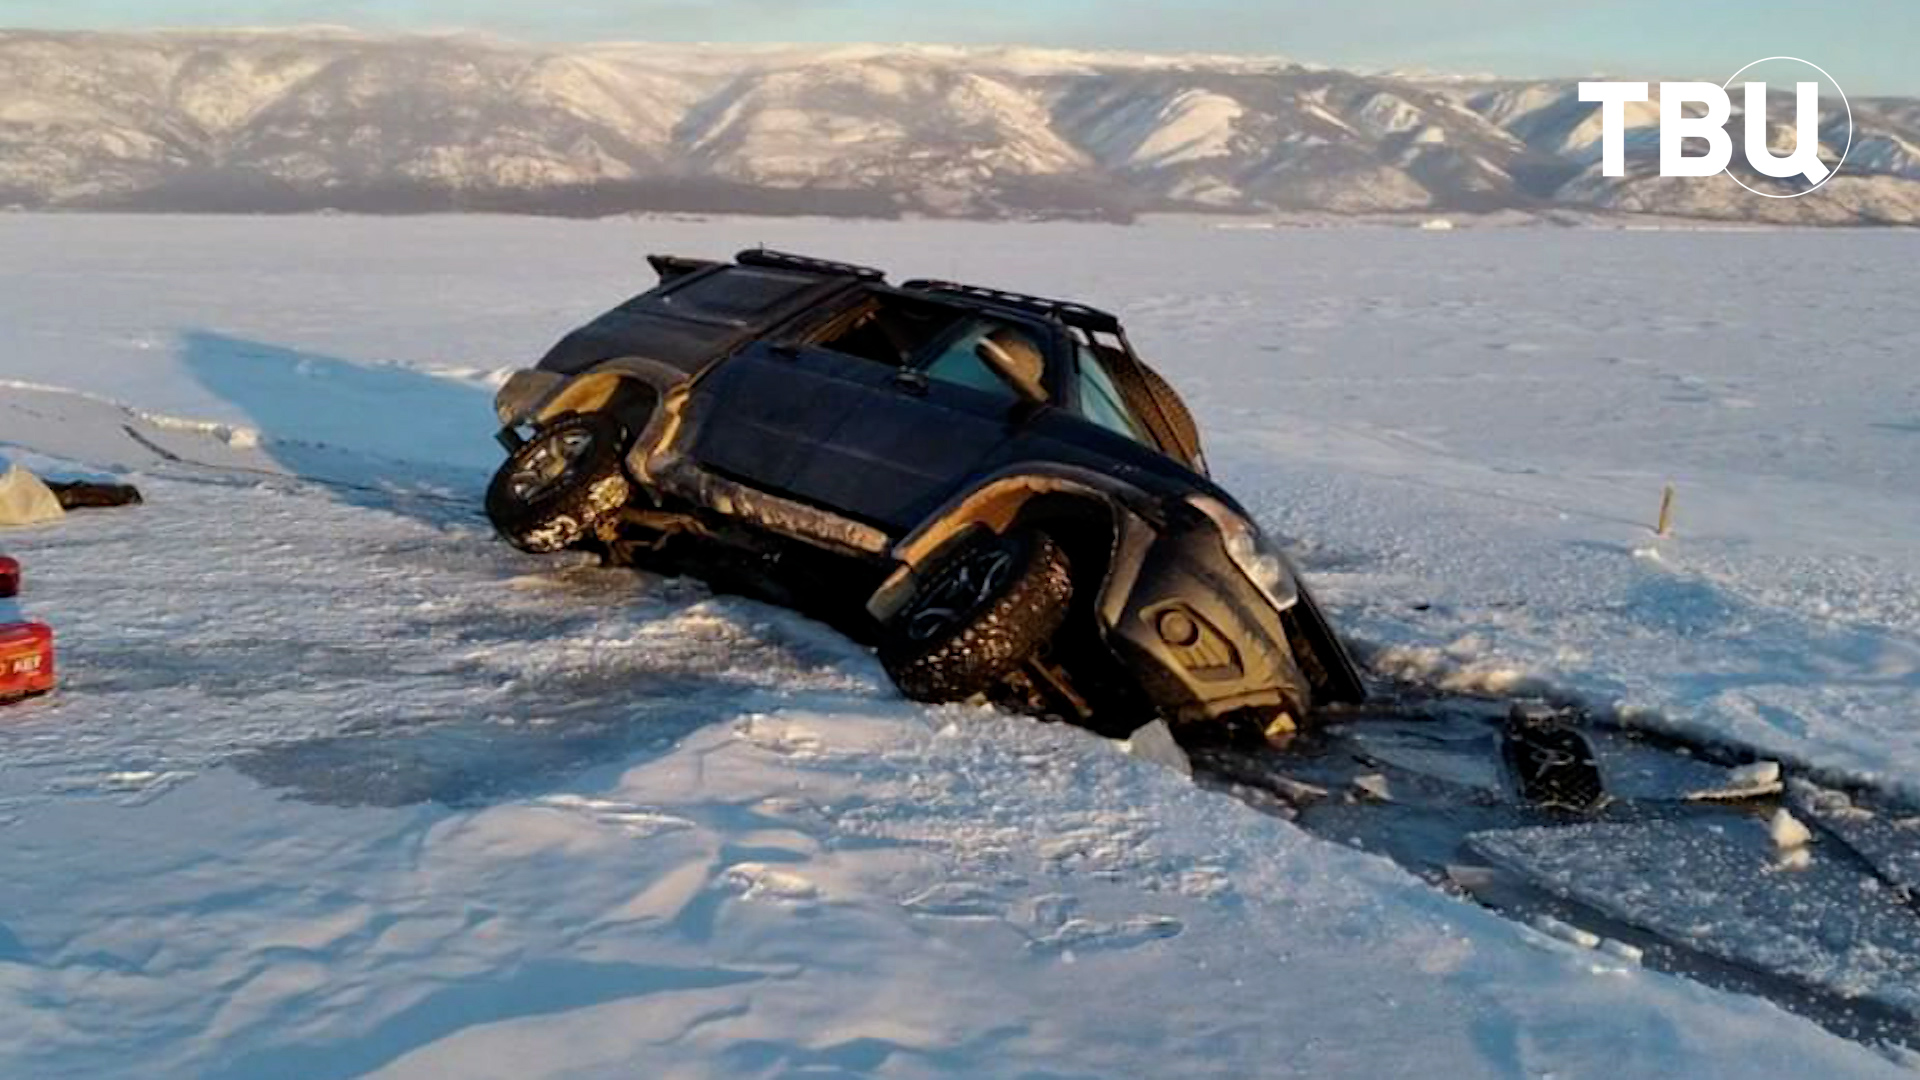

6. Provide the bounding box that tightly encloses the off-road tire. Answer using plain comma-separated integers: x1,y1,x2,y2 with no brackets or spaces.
882,532,1073,703
486,413,631,554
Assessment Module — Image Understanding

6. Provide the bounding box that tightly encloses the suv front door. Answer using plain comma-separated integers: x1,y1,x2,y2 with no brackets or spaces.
781,315,1053,532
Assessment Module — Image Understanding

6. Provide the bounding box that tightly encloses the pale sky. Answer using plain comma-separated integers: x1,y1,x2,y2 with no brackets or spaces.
4,0,1914,96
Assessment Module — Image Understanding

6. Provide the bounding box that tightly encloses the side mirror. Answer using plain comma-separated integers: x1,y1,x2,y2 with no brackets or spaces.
975,339,1048,402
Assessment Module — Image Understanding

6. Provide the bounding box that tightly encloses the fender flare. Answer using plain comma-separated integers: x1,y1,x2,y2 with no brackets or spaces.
497,357,687,430
866,463,1159,627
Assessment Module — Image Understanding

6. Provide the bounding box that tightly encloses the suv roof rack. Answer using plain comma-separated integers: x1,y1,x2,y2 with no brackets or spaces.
899,279,1122,334
736,248,886,281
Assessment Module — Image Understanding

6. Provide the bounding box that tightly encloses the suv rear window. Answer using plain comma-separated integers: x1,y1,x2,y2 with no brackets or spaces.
652,267,822,323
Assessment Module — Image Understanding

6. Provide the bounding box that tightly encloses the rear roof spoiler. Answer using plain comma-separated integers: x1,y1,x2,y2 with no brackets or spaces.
736,248,886,281
648,254,719,283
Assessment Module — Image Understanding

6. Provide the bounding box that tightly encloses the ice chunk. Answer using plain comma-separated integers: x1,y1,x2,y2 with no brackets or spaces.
1351,773,1392,802
1789,782,1920,894
1770,808,1812,851
1681,758,1785,803
1268,776,1330,803
1533,914,1601,949
1444,864,1497,891
1124,719,1192,777
1600,939,1645,965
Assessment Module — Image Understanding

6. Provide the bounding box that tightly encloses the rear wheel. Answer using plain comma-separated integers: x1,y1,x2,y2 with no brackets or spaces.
486,413,631,554
881,531,1073,704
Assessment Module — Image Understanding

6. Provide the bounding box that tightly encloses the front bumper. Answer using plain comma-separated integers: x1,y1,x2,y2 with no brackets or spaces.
1100,520,1313,726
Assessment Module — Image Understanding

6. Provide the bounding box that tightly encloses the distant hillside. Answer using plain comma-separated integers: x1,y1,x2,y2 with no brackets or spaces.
2,30,1915,224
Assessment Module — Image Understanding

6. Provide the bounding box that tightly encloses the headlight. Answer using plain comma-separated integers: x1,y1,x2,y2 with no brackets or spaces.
1188,496,1299,612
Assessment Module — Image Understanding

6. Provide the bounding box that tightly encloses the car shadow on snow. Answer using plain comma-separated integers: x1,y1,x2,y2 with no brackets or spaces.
230,669,761,809
230,566,891,809
167,332,907,810
232,658,888,810
176,329,499,528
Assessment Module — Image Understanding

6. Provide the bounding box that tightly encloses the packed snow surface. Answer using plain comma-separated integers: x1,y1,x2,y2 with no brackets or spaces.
1,214,1916,1077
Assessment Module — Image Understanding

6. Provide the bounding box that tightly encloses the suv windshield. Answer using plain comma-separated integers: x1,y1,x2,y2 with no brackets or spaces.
1073,344,1153,445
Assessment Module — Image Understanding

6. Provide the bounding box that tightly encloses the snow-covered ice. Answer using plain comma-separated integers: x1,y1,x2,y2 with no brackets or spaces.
1,213,1917,1077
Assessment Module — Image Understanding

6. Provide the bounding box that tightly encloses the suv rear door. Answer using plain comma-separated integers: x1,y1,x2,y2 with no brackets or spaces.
682,283,964,498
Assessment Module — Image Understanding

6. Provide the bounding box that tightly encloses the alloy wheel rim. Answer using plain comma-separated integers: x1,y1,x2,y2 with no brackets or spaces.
508,427,594,502
905,543,1016,642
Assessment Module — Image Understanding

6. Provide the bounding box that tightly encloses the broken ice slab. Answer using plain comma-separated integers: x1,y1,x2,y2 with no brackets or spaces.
1469,817,1920,1018
1123,719,1192,777
1341,721,1505,795
1789,780,1920,897
1682,759,1786,803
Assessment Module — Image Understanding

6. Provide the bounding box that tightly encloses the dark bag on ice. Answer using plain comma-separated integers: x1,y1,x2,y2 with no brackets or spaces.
47,481,143,510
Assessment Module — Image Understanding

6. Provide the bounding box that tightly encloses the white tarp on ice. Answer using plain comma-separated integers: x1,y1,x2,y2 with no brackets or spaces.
0,452,64,527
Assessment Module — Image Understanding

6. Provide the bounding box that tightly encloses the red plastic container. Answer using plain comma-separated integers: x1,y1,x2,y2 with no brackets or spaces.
0,622,54,703
1,555,56,704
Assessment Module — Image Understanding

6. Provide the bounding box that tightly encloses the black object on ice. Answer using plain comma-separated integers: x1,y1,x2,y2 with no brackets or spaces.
1502,706,1608,813
47,480,143,510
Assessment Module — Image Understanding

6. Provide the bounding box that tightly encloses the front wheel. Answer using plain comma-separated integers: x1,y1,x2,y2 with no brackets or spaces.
485,413,631,554
881,531,1073,703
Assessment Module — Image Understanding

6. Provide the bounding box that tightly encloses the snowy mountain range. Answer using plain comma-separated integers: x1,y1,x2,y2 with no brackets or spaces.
4,29,1918,224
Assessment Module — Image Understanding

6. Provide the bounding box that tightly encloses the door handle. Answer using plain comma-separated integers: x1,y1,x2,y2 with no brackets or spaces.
893,369,930,396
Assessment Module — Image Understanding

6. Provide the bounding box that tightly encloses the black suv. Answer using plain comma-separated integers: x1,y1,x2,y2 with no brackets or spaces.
485,250,1364,741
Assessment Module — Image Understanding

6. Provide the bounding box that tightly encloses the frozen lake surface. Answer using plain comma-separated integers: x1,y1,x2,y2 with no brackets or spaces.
1,214,1916,1077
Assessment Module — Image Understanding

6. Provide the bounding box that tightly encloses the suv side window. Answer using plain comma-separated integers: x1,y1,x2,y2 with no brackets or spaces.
804,291,964,368
919,320,1043,401
1073,345,1153,444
